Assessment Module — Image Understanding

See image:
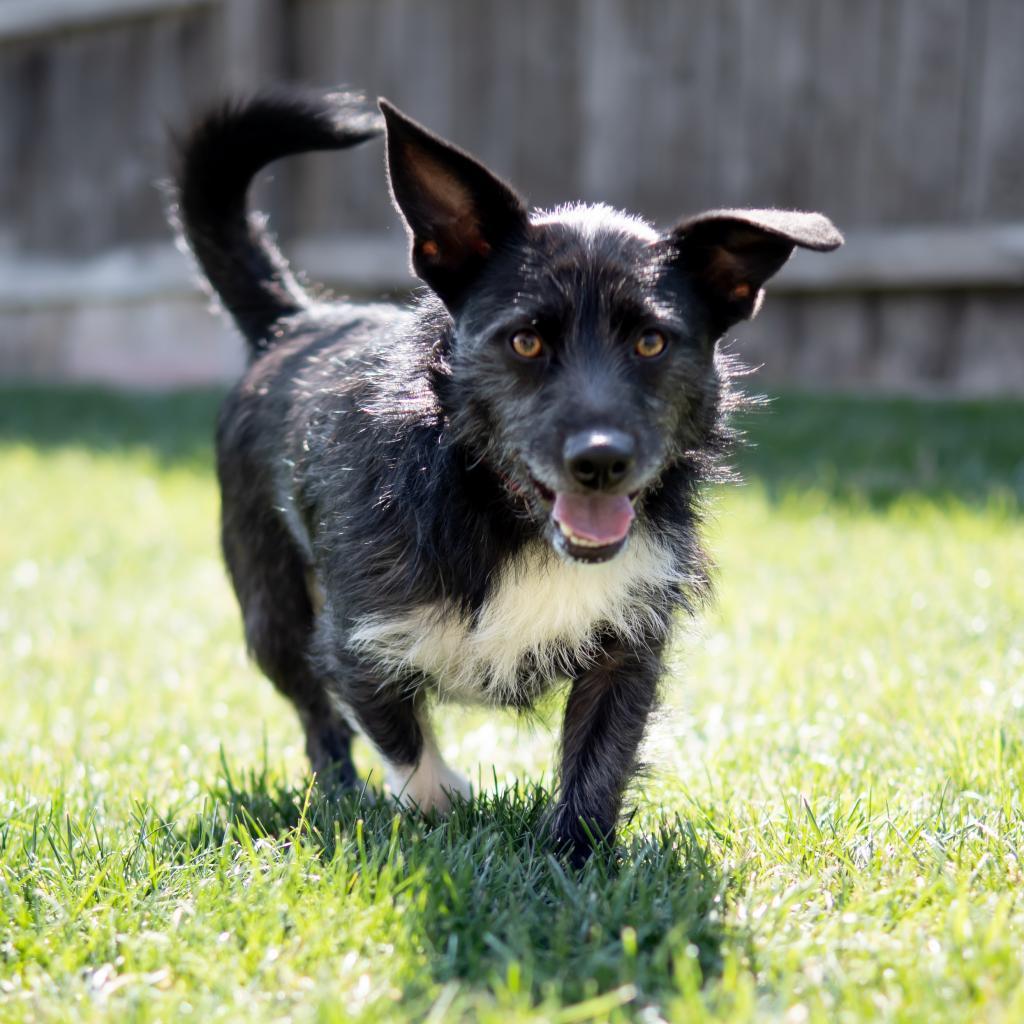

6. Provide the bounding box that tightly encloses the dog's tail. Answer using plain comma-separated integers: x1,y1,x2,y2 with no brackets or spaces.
173,88,383,354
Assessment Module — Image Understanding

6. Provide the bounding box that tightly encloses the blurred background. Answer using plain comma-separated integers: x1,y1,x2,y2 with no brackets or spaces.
0,0,1021,392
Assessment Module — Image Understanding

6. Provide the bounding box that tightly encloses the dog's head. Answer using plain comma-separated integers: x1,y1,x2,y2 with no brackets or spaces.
380,101,842,564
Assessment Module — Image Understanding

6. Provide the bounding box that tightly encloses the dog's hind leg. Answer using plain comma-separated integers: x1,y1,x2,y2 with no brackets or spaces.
321,654,470,814
221,507,358,789
381,716,472,814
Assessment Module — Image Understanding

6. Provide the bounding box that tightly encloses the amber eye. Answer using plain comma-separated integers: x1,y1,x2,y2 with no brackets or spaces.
635,330,667,359
510,329,544,359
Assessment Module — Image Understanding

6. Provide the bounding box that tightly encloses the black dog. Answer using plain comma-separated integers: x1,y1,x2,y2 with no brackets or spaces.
174,87,841,864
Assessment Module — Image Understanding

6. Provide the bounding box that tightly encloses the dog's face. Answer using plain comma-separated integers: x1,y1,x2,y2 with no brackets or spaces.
447,210,720,564
381,101,842,564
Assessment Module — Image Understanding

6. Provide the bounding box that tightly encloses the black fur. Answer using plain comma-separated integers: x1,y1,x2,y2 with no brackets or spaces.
172,87,842,865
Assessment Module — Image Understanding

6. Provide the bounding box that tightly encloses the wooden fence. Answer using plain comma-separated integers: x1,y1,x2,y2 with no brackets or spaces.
1,0,1022,391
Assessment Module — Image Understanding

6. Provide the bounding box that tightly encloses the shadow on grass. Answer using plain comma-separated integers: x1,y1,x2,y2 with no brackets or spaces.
2,385,1021,510
0,386,222,469
172,764,733,1008
731,393,1024,511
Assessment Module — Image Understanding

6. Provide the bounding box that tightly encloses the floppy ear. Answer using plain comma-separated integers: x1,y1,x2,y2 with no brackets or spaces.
670,208,843,332
379,99,528,308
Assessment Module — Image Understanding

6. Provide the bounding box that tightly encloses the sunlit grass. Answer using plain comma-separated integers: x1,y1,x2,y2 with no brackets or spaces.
1,388,1022,1022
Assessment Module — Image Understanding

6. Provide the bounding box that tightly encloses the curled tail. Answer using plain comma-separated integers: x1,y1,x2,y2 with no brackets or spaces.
173,87,383,354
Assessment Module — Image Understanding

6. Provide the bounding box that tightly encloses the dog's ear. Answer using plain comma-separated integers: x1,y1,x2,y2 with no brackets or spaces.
379,99,528,307
669,209,843,332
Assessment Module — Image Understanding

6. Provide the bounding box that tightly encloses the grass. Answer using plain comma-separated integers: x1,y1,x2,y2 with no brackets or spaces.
1,386,1022,1022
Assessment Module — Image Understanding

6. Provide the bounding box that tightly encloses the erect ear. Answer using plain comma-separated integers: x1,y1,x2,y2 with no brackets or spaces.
379,99,528,308
669,208,843,332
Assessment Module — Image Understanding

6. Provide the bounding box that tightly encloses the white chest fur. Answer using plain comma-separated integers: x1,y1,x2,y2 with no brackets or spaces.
347,533,681,703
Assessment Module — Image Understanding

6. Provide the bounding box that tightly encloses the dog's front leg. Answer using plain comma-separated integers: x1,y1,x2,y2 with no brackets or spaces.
552,630,665,866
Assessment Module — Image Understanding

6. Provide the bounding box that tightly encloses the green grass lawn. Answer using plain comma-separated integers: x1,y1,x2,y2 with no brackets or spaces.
1,387,1022,1023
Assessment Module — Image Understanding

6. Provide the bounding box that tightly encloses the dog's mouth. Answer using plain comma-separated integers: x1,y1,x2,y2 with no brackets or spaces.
529,478,638,564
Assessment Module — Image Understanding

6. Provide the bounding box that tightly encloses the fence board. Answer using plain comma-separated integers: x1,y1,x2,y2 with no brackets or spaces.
871,0,974,223
790,297,875,389
581,0,729,217
737,0,821,210
807,0,886,224
971,0,1024,219
874,294,965,388
955,294,1024,394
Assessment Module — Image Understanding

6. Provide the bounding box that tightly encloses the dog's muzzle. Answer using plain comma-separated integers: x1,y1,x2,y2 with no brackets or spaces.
549,429,640,563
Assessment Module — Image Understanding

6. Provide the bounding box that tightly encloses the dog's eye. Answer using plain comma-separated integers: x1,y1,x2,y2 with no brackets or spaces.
635,330,667,359
510,329,544,360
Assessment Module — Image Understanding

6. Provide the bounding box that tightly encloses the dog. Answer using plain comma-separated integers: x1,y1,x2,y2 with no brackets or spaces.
173,86,842,864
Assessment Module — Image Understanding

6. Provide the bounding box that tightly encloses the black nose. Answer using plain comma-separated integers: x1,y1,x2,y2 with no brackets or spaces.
563,430,636,491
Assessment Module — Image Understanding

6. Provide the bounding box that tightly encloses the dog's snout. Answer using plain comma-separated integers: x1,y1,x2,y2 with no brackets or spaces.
563,430,636,491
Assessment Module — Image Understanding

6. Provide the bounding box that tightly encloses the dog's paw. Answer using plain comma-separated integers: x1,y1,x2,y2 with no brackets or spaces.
550,807,617,868
385,748,471,815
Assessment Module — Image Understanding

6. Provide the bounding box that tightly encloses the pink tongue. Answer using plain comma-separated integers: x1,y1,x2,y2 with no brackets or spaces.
553,492,635,544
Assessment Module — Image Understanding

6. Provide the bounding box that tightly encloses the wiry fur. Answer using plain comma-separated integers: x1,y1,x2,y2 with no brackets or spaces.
172,87,841,864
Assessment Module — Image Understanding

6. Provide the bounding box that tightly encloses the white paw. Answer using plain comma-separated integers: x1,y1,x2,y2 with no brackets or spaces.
385,743,471,815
